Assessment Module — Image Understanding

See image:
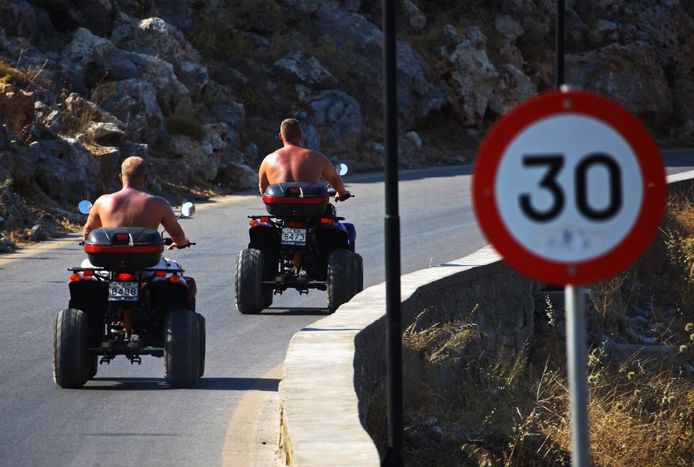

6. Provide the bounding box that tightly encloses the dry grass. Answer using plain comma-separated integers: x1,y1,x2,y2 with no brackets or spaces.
397,194,694,466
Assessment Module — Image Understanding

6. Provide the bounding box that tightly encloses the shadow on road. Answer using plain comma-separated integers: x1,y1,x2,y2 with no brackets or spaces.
258,307,329,316
82,376,280,392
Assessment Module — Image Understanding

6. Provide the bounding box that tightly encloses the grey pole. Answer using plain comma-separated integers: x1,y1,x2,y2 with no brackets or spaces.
382,0,403,465
565,284,590,466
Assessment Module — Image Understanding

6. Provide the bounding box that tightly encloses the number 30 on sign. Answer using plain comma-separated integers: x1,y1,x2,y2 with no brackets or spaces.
472,90,666,285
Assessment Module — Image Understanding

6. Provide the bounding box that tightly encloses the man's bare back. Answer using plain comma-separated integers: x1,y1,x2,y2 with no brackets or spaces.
258,118,349,198
82,156,188,249
89,188,172,231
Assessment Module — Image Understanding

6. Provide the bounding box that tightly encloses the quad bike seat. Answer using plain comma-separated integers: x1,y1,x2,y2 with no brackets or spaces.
84,227,164,269
263,182,329,217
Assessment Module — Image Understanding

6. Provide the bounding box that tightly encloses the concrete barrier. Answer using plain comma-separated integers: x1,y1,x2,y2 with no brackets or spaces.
278,170,694,466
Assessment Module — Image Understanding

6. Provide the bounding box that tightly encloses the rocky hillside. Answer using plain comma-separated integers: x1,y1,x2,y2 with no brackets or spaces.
1,0,693,250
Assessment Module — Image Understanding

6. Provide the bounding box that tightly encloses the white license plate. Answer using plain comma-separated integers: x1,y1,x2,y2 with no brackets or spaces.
108,281,139,301
281,228,307,246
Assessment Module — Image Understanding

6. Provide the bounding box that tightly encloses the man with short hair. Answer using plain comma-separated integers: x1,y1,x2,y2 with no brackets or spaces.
82,156,190,249
258,118,351,199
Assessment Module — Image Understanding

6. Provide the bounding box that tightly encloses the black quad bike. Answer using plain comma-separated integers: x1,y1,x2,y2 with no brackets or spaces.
53,202,204,389
236,182,363,314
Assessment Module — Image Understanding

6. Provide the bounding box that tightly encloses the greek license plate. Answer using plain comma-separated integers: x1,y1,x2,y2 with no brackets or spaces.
281,228,307,246
108,281,139,301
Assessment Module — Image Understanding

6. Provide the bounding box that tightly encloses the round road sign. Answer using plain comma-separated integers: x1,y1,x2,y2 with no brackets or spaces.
472,90,666,285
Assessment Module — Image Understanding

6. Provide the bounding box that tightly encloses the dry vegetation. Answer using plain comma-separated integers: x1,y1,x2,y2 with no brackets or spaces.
396,195,694,466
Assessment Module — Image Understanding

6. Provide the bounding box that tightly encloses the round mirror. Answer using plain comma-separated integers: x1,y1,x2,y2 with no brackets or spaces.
181,202,196,218
77,200,93,215
337,163,349,176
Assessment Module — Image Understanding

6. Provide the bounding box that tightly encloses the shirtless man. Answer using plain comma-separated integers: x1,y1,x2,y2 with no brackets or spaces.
258,118,351,199
82,156,190,249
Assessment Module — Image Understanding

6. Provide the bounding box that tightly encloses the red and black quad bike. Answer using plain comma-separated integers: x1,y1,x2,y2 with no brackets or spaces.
236,182,363,314
53,203,204,389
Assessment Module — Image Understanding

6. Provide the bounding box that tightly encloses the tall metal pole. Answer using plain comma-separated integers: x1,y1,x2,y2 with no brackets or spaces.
565,285,590,466
557,1,589,464
382,0,403,465
556,0,565,88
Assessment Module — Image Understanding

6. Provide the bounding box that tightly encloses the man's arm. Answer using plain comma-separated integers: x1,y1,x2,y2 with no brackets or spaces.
158,199,189,249
258,159,270,195
82,199,103,241
321,156,350,199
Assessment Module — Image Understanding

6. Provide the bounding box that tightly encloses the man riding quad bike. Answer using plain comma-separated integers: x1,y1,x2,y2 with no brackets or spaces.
236,181,363,314
235,118,363,314
53,157,204,389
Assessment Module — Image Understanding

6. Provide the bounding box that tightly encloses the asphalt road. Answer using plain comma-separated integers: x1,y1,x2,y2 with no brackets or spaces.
0,153,692,466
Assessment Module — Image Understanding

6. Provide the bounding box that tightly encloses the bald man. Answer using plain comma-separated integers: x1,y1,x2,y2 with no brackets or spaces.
258,118,350,199
82,156,189,249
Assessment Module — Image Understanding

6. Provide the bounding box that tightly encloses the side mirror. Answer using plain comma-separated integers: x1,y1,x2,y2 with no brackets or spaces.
337,163,349,176
77,200,93,215
181,202,195,218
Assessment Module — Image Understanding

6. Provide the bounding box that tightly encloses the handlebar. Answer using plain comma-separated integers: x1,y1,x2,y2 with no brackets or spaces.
163,237,195,248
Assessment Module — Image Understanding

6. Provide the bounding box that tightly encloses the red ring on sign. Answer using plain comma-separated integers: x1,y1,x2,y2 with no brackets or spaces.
472,90,666,285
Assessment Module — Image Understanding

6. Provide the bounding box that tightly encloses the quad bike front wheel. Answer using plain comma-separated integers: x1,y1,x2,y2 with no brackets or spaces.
353,253,364,294
235,248,265,314
165,309,200,388
53,308,89,388
327,249,357,313
197,313,206,378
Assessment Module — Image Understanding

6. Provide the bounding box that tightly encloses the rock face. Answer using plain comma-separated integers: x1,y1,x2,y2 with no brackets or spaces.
0,0,693,240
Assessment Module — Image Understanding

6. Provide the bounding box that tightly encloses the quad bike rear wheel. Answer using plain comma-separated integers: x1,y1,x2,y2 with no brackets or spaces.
327,249,357,313
236,248,265,314
53,308,89,388
165,309,200,388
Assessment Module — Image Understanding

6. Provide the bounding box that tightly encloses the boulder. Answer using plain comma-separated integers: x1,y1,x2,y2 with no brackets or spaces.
301,89,362,151
216,162,258,191
441,26,536,125
0,83,35,134
116,16,207,95
92,79,164,145
307,6,445,127
274,51,338,89
567,42,672,127
85,122,127,145
62,28,139,88
129,52,189,113
200,82,245,142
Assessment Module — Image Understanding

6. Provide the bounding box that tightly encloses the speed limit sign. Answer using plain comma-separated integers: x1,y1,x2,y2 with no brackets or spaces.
473,90,666,285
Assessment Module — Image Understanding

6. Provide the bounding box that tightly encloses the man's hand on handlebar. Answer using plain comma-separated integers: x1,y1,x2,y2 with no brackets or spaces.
165,238,194,250
335,191,352,202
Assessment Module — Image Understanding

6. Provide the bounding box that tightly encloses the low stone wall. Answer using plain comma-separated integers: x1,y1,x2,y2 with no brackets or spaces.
279,246,537,465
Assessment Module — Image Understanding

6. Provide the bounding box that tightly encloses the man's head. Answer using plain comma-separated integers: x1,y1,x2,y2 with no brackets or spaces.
120,156,147,187
279,118,301,145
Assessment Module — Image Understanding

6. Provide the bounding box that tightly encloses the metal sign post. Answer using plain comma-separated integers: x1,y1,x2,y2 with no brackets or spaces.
566,285,589,467
382,0,403,466
555,4,589,465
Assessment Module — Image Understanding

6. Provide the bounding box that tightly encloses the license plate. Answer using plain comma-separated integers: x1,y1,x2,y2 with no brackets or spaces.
281,228,307,246
108,281,139,301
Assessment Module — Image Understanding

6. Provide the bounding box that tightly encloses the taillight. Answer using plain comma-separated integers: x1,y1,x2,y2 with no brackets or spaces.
82,269,94,277
320,218,335,224
287,220,305,228
69,273,80,283
154,270,166,277
260,216,270,223
169,274,181,284
116,272,135,281
249,219,259,227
